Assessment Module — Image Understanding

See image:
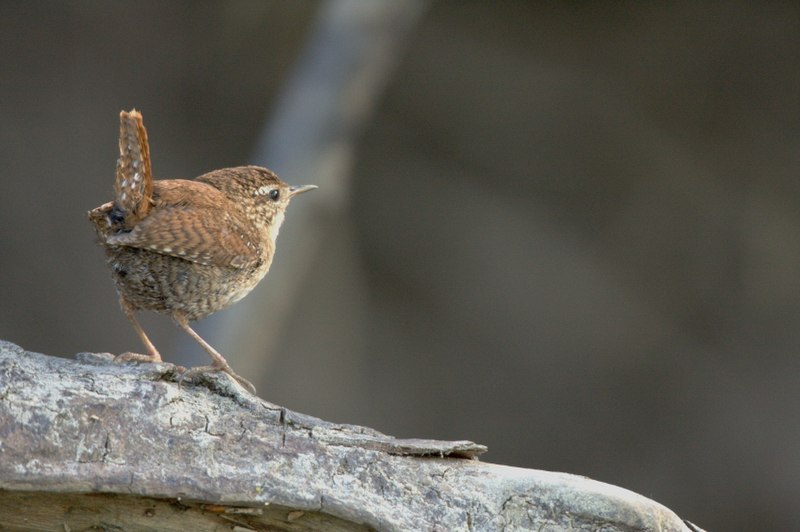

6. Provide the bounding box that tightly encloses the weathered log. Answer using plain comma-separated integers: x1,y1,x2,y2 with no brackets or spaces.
0,341,701,531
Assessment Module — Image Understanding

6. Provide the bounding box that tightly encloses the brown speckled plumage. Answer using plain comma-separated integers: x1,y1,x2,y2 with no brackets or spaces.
88,110,316,393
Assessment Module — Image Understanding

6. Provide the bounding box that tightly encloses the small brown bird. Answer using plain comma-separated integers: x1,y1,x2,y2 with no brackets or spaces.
89,110,316,393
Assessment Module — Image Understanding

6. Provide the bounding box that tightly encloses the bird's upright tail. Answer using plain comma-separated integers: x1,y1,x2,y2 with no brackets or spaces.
114,109,153,229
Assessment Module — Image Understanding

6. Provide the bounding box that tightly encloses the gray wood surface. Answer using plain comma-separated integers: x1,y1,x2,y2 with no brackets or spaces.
0,341,700,531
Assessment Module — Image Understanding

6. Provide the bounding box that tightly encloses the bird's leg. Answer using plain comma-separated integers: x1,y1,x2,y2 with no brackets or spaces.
172,312,256,394
115,297,163,363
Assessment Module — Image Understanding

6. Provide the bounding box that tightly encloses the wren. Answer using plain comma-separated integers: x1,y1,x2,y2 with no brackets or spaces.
88,110,316,393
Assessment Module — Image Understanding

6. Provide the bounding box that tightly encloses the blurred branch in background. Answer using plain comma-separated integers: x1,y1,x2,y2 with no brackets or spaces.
194,0,428,386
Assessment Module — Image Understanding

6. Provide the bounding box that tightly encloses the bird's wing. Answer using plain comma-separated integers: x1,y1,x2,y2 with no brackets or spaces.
106,206,261,269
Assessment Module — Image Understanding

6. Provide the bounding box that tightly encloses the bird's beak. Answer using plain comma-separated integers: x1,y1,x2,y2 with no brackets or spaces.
288,184,318,197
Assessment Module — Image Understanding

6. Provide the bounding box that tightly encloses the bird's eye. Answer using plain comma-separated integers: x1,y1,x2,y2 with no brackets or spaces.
269,189,280,201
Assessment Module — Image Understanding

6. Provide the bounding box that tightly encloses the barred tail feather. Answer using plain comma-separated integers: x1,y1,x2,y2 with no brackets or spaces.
114,109,153,228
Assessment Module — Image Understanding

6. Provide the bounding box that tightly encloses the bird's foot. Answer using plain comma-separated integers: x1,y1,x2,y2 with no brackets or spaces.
114,351,163,364
178,363,257,395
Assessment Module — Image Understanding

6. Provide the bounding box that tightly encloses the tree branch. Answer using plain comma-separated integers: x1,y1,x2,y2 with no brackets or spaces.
0,340,701,531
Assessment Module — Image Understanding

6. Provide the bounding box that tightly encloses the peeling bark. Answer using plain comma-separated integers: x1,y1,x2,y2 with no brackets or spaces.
0,341,701,531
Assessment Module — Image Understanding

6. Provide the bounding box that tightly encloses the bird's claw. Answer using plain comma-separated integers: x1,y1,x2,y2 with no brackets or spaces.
114,351,162,364
177,364,257,395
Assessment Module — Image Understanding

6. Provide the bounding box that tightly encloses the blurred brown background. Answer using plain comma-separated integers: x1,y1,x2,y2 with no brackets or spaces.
1,2,798,530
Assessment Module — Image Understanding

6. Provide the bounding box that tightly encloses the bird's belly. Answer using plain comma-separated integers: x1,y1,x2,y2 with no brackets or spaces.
106,246,269,321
